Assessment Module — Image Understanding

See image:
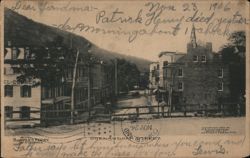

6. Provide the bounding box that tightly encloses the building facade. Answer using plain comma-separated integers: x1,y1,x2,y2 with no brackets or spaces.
158,51,184,89
149,25,231,112
149,62,159,89
4,44,41,126
3,41,114,126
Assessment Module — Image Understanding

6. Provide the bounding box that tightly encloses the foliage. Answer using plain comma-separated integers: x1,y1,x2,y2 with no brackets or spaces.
139,71,149,89
228,31,246,47
15,36,97,87
219,31,245,103
116,58,140,92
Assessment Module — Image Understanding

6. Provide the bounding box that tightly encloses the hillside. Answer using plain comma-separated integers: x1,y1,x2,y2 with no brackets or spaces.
4,8,151,72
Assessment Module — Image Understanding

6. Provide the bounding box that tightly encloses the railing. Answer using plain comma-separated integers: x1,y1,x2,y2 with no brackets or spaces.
4,103,243,128
111,103,242,119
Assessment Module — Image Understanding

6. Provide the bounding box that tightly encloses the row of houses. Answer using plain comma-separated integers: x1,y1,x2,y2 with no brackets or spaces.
149,25,234,112
3,41,116,126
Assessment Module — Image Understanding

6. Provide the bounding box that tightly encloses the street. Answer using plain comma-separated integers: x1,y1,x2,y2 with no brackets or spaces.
4,91,246,137
113,90,154,119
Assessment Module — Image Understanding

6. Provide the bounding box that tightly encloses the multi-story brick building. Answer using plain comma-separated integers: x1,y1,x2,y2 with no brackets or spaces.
150,25,231,112
164,25,230,111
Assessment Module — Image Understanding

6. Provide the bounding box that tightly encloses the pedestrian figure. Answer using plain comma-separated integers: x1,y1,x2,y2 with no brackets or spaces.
183,97,187,117
159,100,167,117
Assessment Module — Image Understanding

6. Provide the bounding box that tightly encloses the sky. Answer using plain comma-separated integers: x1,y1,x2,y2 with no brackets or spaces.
4,0,249,61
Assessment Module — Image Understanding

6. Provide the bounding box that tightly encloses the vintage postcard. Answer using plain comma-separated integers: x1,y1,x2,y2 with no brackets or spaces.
1,0,249,157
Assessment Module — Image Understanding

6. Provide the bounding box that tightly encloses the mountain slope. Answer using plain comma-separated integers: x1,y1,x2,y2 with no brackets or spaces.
4,8,151,72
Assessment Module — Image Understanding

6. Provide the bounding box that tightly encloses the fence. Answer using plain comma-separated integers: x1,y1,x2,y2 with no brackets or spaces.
112,103,242,118
4,103,243,128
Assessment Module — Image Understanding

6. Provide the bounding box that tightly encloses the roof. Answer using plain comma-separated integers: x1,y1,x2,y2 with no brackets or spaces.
158,51,176,58
158,51,186,58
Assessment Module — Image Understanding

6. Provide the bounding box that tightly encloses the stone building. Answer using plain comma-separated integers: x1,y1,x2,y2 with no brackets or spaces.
164,25,230,111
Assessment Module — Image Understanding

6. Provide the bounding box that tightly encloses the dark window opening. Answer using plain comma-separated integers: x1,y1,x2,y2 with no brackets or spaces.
218,82,223,91
4,85,13,97
178,82,183,91
218,68,223,78
21,85,31,97
20,106,30,119
163,61,168,67
201,55,206,62
5,106,13,118
193,55,198,62
178,68,183,77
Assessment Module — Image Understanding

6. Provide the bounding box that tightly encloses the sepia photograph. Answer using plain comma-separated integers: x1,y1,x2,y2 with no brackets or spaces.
1,0,249,157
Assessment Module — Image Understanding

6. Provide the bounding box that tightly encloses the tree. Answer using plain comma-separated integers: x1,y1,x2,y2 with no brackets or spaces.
116,59,140,93
139,71,149,89
219,31,245,106
14,36,68,87
14,35,96,87
228,31,246,47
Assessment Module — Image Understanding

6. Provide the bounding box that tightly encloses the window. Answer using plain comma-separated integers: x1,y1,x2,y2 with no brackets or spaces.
193,55,198,62
24,47,30,59
20,85,31,97
151,70,155,77
163,61,168,67
201,55,206,62
20,106,30,119
12,48,18,60
7,41,12,46
5,106,13,118
4,85,13,97
218,68,223,78
178,68,183,77
218,82,223,91
157,64,159,70
178,82,184,91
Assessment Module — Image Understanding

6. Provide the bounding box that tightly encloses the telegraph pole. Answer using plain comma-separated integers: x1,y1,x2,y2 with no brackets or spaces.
70,49,79,124
115,58,118,97
88,64,91,120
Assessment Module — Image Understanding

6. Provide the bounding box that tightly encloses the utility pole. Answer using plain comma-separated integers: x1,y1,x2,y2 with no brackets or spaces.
115,58,118,97
70,49,80,124
168,65,175,117
88,64,91,120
